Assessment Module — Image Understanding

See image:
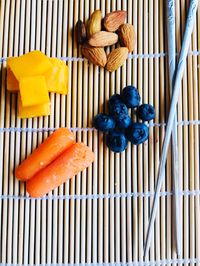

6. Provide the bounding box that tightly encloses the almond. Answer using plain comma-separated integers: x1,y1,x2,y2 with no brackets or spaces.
81,44,107,67
88,31,118,47
104,11,127,32
87,10,102,38
75,20,87,44
118,24,136,52
106,47,128,72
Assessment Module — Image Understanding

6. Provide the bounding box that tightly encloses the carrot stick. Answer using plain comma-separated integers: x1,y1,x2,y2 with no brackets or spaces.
16,128,75,181
26,143,95,198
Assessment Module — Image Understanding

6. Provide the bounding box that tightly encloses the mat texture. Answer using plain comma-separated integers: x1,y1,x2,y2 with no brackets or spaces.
0,0,200,265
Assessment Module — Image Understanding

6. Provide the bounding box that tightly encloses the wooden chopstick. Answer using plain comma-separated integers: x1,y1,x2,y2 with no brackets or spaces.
166,0,181,256
144,0,199,258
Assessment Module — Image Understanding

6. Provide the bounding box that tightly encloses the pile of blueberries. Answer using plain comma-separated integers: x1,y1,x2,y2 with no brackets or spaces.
93,86,156,153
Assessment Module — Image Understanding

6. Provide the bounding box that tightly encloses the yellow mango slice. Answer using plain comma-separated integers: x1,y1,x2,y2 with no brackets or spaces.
19,75,49,107
7,51,52,80
7,67,19,92
18,94,51,118
45,58,68,95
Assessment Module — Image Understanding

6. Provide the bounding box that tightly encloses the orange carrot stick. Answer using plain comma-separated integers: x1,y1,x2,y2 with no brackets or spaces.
16,128,75,181
26,143,95,198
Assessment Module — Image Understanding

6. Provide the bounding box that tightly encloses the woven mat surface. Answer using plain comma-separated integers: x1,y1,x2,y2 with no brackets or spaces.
0,0,200,265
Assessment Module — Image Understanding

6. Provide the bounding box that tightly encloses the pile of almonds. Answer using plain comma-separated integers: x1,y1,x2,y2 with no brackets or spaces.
75,10,136,72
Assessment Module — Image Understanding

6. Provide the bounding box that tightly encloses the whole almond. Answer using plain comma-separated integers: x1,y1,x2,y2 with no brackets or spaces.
104,11,127,32
106,47,128,72
118,24,136,52
88,31,118,47
87,10,102,38
75,20,87,44
82,45,107,67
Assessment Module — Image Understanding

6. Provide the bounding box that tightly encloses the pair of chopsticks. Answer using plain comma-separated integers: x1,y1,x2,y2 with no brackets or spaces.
144,0,199,258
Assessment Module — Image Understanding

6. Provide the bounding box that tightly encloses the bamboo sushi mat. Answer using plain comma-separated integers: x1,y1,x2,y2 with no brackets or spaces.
1,0,200,265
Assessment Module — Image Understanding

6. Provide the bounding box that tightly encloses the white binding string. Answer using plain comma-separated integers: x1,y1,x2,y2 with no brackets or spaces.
0,119,200,133
1,49,200,63
0,189,200,201
0,257,200,266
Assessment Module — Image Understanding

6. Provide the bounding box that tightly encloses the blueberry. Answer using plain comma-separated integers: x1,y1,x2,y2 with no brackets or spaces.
108,94,126,113
108,98,128,115
93,114,116,132
126,122,149,145
106,131,128,153
121,86,141,108
108,94,123,105
108,101,131,129
114,113,132,129
108,94,131,128
137,104,155,121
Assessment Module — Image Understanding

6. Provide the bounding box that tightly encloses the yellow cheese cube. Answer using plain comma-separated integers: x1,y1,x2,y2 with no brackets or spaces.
7,51,52,80
18,94,51,118
7,67,19,92
45,58,68,95
19,76,49,107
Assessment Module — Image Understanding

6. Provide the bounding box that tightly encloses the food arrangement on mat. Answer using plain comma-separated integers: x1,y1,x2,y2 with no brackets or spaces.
16,128,94,198
75,10,136,71
14,85,155,197
7,50,69,118
1,0,199,262
93,86,155,153
8,11,155,197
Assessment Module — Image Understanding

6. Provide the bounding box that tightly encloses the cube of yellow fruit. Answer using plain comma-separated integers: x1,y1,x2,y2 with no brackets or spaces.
18,94,51,118
7,51,52,80
45,58,68,95
19,76,49,107
7,67,19,92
